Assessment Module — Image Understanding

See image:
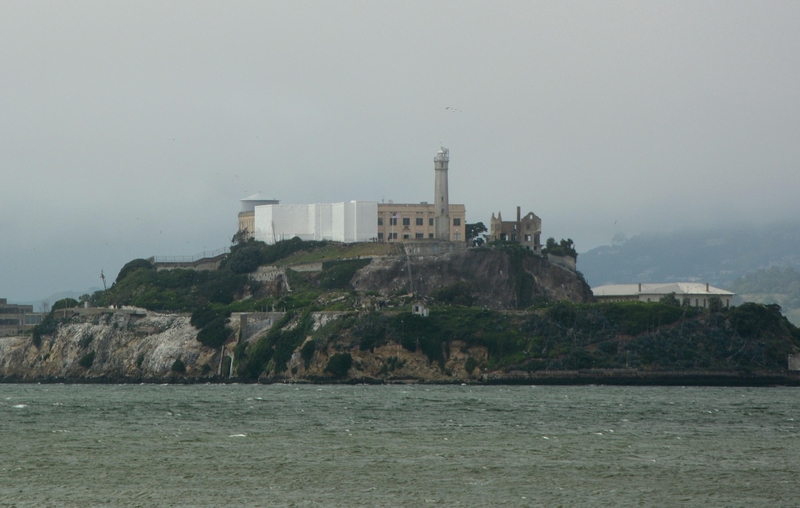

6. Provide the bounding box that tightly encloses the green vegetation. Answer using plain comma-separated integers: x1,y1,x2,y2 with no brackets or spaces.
318,259,372,289
237,312,313,379
196,317,232,348
116,259,156,283
542,238,577,258
356,301,800,373
325,353,352,378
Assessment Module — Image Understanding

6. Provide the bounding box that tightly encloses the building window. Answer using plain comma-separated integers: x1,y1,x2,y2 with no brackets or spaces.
429,233,434,238
390,217,397,226
453,218,461,226
415,233,424,239
454,231,460,241
511,234,516,242
378,232,384,240
429,218,434,226
402,218,410,226
378,218,383,226
390,232,398,240
403,234,410,239
525,234,531,242
416,218,423,226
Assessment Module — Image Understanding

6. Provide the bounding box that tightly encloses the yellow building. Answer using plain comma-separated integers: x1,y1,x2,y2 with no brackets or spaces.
377,202,466,242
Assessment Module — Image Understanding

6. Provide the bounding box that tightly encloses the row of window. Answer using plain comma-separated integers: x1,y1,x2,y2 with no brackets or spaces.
378,217,462,226
378,232,434,240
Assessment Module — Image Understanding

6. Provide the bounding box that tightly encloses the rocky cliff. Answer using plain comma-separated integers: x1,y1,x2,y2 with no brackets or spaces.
352,247,592,309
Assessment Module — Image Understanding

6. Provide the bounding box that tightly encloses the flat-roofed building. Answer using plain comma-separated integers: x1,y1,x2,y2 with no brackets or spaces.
0,299,43,337
377,202,466,242
592,283,735,309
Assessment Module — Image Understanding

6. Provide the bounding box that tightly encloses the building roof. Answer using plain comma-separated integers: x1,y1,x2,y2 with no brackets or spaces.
240,192,278,202
592,283,735,297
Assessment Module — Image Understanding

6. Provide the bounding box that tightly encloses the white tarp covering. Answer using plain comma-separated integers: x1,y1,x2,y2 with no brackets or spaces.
254,201,378,244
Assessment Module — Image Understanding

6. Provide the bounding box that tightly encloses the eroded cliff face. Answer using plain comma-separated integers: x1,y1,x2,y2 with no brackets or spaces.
0,311,217,382
352,248,593,308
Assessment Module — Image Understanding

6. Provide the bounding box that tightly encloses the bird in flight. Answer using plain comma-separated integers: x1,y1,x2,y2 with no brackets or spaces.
445,107,462,113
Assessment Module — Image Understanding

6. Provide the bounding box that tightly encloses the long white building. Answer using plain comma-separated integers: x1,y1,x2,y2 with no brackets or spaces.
592,282,735,309
253,201,378,244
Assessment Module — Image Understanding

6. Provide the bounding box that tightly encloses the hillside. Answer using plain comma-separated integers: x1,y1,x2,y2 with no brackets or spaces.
578,222,800,289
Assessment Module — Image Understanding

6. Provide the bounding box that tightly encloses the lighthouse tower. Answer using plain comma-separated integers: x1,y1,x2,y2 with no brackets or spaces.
434,147,450,241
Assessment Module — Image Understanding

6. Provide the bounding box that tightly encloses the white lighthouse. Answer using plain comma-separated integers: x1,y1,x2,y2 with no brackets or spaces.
434,147,450,241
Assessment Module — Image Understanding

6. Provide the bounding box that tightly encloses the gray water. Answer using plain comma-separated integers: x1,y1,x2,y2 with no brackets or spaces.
1,384,799,507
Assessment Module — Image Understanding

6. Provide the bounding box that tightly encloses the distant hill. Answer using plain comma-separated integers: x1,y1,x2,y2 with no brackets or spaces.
578,223,800,289
730,266,800,326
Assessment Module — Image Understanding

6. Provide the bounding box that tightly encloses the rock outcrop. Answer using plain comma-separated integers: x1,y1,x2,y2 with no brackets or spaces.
352,248,592,308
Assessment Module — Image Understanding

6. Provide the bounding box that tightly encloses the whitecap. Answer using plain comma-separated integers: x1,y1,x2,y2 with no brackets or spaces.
12,404,27,409
228,434,247,437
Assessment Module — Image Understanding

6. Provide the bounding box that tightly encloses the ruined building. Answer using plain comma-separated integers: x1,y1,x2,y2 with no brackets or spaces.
490,206,542,253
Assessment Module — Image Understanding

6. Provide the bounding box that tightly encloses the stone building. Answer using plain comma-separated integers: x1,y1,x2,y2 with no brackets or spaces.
0,298,42,337
377,202,466,242
489,206,542,253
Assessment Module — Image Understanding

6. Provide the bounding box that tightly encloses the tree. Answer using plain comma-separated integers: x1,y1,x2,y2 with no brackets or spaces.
231,228,253,245
659,292,681,307
465,222,487,241
542,238,578,258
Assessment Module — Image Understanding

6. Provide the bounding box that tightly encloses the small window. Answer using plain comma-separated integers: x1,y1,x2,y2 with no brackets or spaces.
429,218,434,226
390,232,398,239
525,234,531,242
402,217,410,226
453,218,461,226
511,234,516,242
415,233,424,239
429,233,434,238
403,234,410,239
416,218,423,226
378,232,384,240
378,217,383,226
390,217,397,226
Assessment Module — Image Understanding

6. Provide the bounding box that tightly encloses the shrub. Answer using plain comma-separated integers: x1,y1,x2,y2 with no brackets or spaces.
191,304,220,329
464,356,478,374
318,259,371,289
52,298,80,311
225,245,264,274
325,353,352,378
116,258,156,283
78,351,95,369
196,317,232,348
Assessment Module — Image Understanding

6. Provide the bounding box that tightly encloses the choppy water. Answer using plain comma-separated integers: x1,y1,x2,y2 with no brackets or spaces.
1,384,799,507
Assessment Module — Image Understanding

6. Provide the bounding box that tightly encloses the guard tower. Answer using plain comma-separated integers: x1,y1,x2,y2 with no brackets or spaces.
434,147,450,241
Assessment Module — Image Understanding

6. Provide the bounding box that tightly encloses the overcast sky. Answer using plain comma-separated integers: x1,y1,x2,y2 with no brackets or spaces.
2,1,799,302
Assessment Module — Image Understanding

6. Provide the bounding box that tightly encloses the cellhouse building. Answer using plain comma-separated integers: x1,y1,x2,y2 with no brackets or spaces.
253,201,378,244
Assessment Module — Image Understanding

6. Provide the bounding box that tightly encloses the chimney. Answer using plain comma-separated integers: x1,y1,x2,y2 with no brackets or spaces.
638,283,642,293
706,282,709,292
517,206,521,223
